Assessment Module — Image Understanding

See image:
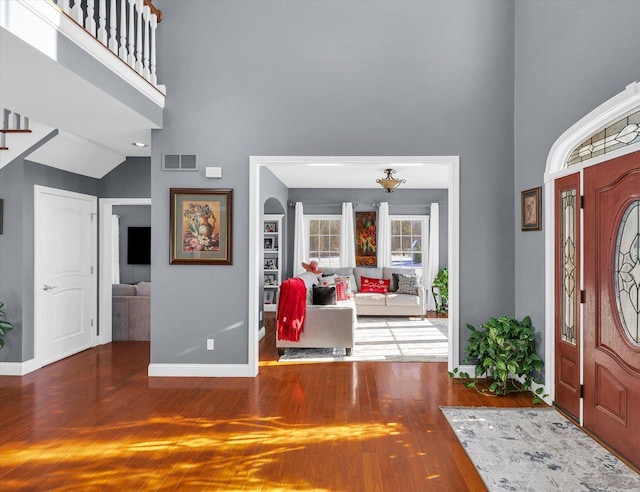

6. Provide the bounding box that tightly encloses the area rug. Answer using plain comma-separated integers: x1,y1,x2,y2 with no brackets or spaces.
279,317,448,363
441,406,640,491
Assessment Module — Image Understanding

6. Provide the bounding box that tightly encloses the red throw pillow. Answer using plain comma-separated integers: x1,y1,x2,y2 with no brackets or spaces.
360,276,390,293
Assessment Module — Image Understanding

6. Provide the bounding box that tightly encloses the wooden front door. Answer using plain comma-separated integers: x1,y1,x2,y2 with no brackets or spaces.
554,172,581,420
584,150,640,468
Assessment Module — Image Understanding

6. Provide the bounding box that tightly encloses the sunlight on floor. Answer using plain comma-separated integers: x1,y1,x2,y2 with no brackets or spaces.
1,416,412,490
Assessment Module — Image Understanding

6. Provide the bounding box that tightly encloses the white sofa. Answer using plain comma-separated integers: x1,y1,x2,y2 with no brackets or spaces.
322,266,427,318
276,300,357,355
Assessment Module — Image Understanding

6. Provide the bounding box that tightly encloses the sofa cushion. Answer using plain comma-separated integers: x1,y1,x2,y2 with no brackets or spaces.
383,267,417,292
318,274,337,287
354,267,382,291
112,284,137,296
385,293,421,307
397,274,419,295
312,285,337,305
360,276,390,293
136,281,151,297
354,292,386,306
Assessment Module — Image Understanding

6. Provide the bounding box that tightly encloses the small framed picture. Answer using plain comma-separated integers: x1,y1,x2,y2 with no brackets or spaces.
264,258,277,270
521,186,542,231
264,222,276,233
264,237,274,249
264,274,277,285
264,290,275,304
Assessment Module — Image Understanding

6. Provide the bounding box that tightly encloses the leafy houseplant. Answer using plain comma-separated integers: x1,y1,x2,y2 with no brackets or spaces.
431,267,448,314
448,315,546,403
0,301,13,350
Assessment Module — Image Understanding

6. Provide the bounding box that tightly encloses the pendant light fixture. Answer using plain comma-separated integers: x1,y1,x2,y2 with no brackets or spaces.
376,168,405,193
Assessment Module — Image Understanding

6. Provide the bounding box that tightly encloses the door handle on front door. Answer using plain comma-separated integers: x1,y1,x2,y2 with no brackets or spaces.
42,285,58,291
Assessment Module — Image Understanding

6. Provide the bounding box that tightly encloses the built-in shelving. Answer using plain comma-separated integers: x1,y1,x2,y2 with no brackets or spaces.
263,214,283,312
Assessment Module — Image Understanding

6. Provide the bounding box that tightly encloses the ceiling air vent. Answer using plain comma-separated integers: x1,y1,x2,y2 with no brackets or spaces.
162,153,198,171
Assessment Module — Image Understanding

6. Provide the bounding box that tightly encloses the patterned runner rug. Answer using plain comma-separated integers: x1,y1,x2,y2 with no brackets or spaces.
441,406,640,491
278,316,448,362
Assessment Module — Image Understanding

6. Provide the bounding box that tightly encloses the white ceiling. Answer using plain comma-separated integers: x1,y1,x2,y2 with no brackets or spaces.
265,159,450,189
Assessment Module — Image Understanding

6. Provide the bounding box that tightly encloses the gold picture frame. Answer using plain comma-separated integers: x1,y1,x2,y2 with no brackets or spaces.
170,188,233,265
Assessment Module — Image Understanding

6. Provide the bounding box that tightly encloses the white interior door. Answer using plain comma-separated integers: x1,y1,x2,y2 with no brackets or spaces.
35,186,96,366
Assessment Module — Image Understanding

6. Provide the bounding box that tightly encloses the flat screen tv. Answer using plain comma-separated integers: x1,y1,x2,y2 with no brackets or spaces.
127,227,151,265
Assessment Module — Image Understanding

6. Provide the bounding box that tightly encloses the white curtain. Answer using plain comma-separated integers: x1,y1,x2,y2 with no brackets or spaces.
292,202,306,276
111,214,120,284
340,202,356,267
426,202,440,311
377,202,390,268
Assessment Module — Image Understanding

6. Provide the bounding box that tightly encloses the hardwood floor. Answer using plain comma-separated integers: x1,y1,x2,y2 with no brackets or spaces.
0,320,540,491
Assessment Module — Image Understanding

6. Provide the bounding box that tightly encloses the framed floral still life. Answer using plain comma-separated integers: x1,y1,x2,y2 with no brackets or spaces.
521,186,542,231
170,188,233,265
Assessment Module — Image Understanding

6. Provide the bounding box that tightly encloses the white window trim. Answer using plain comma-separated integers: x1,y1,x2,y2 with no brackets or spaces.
389,214,429,280
304,214,342,268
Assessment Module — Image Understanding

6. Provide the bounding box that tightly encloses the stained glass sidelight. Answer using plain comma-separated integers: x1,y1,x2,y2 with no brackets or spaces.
561,189,577,345
615,201,640,346
567,109,640,166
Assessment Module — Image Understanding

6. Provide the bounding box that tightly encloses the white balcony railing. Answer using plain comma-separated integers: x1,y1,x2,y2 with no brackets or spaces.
51,0,162,88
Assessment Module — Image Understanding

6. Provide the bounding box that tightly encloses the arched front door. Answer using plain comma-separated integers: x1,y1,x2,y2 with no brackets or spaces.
583,150,640,468
554,150,640,469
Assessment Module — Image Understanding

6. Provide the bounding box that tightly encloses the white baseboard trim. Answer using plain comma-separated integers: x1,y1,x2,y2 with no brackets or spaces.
148,363,255,378
0,358,40,376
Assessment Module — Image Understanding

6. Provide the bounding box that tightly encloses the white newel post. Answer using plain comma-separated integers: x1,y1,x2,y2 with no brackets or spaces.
135,0,143,74
143,5,151,80
108,0,118,53
119,0,127,59
86,0,97,37
150,12,158,85
97,0,107,44
127,0,136,67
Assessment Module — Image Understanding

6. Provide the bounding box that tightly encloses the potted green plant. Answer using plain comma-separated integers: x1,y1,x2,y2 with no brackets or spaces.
448,315,546,403
431,267,448,314
0,301,13,350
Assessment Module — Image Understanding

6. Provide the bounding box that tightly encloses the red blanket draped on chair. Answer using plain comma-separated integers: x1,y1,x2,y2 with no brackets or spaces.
276,277,307,342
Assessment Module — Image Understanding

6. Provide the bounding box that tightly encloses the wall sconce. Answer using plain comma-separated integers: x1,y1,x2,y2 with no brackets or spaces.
376,168,405,193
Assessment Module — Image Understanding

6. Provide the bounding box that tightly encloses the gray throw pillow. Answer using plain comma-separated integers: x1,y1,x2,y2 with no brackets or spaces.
397,274,419,295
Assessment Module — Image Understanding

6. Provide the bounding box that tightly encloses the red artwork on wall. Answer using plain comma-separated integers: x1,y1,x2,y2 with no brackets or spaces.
355,211,376,266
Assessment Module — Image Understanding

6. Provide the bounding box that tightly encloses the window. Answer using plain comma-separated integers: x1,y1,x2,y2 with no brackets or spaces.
390,216,428,272
305,215,341,269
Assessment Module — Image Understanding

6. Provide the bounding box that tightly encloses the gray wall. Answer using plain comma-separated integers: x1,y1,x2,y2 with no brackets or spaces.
152,0,515,365
100,157,151,198
286,188,448,279
513,0,640,355
113,205,152,284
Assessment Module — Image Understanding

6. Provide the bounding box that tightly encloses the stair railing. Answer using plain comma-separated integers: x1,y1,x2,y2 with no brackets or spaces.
51,0,162,88
0,109,32,151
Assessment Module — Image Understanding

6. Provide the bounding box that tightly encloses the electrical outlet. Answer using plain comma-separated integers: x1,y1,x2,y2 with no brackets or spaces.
206,339,214,350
